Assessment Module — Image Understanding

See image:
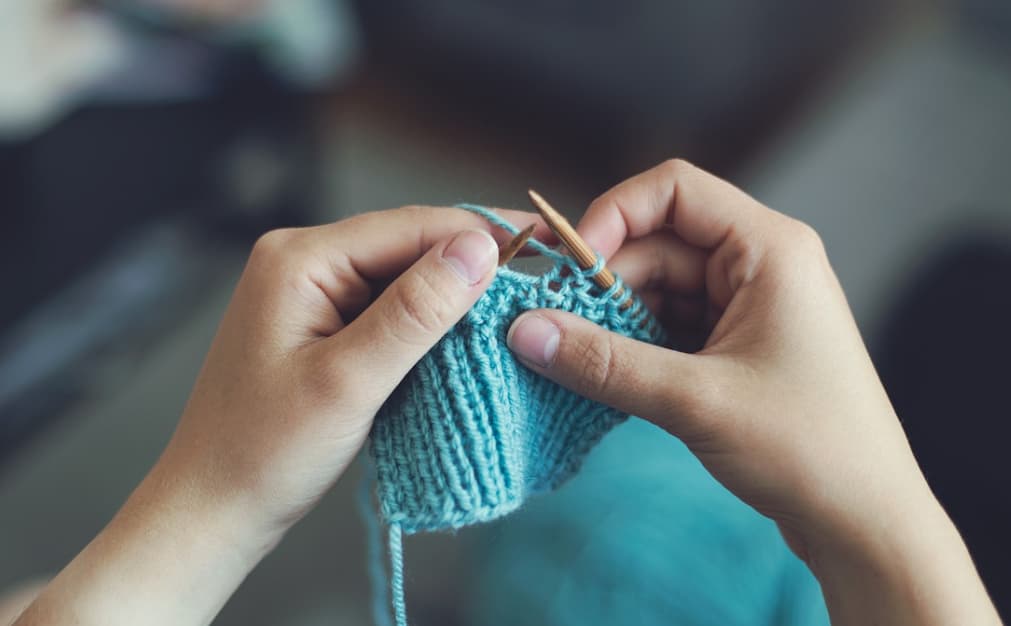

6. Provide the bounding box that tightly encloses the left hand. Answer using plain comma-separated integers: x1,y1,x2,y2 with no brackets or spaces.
15,206,546,626
168,206,524,533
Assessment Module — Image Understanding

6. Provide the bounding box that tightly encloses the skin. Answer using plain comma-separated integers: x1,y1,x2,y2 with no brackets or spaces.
12,162,1000,625
506,160,1001,625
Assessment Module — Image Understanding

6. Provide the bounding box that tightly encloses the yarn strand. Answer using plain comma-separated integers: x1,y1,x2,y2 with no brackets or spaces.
357,460,393,626
363,204,665,626
389,523,407,626
455,203,569,265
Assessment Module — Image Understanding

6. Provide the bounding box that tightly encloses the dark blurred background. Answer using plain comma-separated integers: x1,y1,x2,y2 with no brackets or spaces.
1,0,1009,623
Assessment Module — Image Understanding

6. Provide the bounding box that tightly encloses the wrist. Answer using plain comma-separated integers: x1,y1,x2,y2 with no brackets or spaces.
138,444,287,566
799,484,998,625
104,453,282,622
17,452,282,626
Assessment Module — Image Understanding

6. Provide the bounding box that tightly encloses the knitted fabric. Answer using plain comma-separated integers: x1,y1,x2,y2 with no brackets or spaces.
365,204,665,626
469,419,831,626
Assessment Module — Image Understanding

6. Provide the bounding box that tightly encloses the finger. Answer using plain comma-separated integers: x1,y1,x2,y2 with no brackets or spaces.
330,229,499,401
577,159,772,259
608,231,707,295
317,206,549,313
579,159,804,309
506,309,730,442
250,206,548,339
607,232,710,341
312,205,549,283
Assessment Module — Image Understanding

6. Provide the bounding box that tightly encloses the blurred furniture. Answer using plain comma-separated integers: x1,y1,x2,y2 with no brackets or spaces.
353,0,884,175
0,55,319,461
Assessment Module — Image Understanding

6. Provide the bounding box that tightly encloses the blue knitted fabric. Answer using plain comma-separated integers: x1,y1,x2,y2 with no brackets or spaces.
365,204,665,625
469,419,830,626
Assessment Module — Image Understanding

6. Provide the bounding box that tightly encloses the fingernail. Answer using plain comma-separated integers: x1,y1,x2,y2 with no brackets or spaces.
442,229,497,285
507,313,560,367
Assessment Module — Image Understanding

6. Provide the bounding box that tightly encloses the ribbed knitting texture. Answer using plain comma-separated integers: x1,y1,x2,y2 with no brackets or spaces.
366,204,665,625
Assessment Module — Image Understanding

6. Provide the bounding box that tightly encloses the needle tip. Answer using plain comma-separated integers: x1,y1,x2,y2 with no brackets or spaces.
527,189,557,219
498,223,537,266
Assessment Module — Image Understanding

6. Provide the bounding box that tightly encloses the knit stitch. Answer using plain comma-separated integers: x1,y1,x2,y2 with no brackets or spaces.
365,204,665,625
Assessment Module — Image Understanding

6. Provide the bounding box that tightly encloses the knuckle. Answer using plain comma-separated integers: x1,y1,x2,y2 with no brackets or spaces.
249,228,303,276
398,204,428,214
395,204,436,223
721,232,763,292
763,217,828,276
246,228,303,286
388,271,450,341
586,190,610,215
392,205,439,241
661,157,695,177
251,228,297,259
572,332,618,398
790,219,825,255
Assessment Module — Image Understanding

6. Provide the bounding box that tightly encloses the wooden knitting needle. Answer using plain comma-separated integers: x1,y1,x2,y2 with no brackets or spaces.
527,189,632,309
498,224,536,266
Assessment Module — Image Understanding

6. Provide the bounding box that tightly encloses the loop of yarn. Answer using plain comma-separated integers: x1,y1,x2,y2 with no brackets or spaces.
363,204,666,626
578,253,607,280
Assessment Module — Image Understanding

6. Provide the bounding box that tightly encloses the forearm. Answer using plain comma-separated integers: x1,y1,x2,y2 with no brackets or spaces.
11,209,510,624
808,486,1000,625
14,453,279,626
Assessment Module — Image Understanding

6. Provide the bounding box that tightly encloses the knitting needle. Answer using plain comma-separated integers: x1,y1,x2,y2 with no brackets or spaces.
498,224,536,266
527,189,632,309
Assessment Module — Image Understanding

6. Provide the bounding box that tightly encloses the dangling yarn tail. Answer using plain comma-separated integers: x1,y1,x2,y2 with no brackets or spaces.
389,523,407,626
358,457,409,626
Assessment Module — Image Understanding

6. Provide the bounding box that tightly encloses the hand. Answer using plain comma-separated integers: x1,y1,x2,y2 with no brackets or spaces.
506,160,1000,625
15,206,546,626
166,207,538,532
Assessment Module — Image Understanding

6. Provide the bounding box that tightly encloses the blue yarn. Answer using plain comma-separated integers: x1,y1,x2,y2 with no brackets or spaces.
364,204,665,625
388,524,406,626
454,203,568,263
467,419,830,626
356,463,392,626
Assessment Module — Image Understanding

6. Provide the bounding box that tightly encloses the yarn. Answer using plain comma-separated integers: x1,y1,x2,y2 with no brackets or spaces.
365,204,665,625
467,418,830,626
356,461,392,626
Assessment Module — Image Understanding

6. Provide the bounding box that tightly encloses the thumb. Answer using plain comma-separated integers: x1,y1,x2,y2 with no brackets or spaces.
506,309,724,438
337,228,499,394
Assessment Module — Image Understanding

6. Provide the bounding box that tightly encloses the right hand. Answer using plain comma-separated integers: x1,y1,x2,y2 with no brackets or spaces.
506,160,1000,625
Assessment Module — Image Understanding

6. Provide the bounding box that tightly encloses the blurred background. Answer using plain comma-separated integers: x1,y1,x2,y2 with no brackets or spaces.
1,0,1009,623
